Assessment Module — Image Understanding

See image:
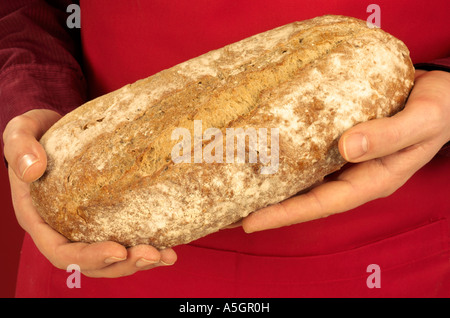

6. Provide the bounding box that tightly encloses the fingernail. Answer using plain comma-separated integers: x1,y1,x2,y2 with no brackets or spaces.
159,259,175,266
104,256,127,264
18,154,39,179
222,220,242,230
343,133,368,161
135,258,159,268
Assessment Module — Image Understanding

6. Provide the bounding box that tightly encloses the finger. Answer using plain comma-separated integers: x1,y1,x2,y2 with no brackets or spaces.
8,165,49,233
243,163,380,233
3,109,61,182
339,74,448,163
53,241,128,271
243,136,439,233
83,246,177,278
8,166,127,271
339,102,437,163
127,244,176,269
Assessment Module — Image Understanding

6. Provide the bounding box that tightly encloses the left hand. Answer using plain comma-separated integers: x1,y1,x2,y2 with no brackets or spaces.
4,109,177,278
242,69,450,233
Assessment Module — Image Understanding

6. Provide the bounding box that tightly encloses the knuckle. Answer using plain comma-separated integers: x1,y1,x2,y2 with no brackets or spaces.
271,201,297,227
388,122,403,148
372,158,408,199
2,117,19,143
304,190,325,216
3,115,37,143
273,202,290,219
3,131,28,164
422,99,446,136
6,131,24,145
21,114,41,132
4,115,22,130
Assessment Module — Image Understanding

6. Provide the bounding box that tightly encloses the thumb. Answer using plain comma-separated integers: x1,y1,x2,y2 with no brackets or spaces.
338,70,450,163
338,98,439,163
3,109,61,183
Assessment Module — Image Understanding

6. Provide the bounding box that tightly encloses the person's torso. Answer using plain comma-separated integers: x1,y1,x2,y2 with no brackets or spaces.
78,0,450,257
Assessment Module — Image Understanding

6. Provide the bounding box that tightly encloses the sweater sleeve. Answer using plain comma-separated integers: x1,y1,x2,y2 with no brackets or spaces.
0,0,86,154
415,57,450,73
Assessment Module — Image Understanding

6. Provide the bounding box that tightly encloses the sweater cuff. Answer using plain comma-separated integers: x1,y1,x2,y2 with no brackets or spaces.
414,57,450,73
0,63,86,156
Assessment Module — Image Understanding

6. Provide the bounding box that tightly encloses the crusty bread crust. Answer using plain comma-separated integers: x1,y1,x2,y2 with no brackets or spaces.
30,15,414,248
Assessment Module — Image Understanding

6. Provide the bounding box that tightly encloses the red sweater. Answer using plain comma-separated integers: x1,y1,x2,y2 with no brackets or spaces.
1,0,449,297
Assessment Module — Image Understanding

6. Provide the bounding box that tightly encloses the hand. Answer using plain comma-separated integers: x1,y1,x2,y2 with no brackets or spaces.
3,109,177,278
242,70,450,233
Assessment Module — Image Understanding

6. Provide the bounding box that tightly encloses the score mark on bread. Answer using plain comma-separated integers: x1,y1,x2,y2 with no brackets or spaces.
30,15,414,248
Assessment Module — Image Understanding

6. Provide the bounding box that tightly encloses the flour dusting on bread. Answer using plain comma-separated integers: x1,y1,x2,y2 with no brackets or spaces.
30,15,414,248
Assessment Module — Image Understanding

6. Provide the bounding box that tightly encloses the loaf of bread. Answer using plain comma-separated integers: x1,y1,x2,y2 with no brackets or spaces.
30,15,414,249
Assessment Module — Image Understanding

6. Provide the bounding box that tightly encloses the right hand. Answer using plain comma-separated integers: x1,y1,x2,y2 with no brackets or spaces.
3,109,177,278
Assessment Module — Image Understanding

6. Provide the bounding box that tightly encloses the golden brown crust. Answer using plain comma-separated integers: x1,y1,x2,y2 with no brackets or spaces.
30,15,414,248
